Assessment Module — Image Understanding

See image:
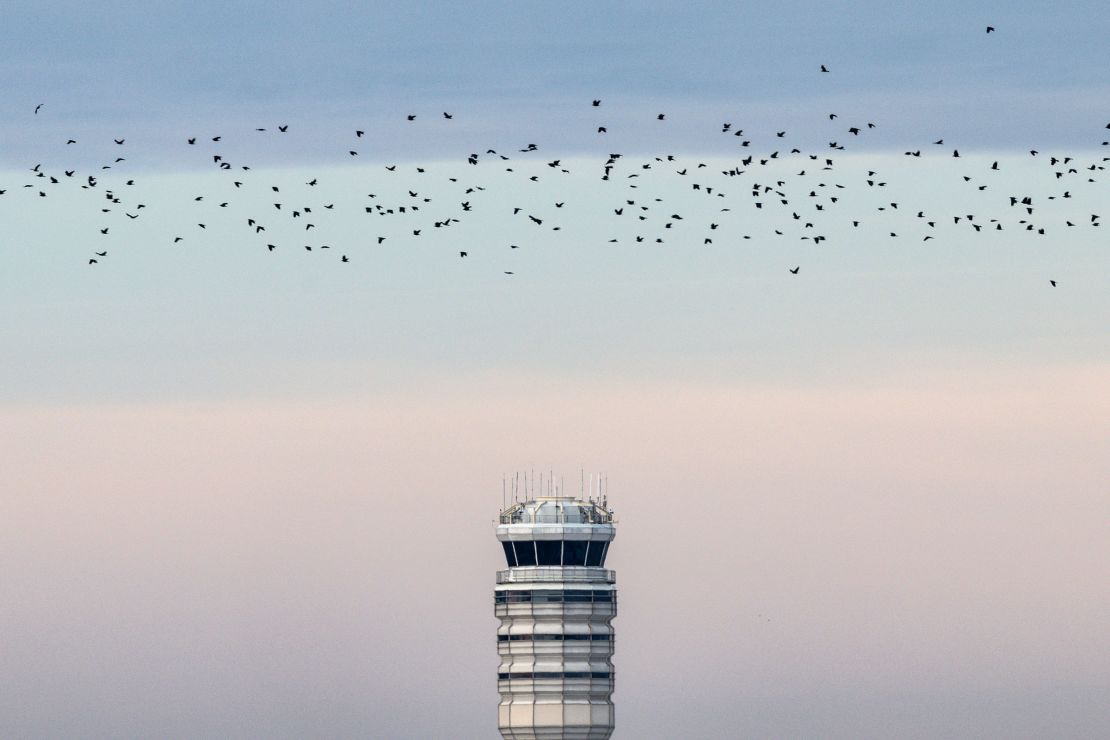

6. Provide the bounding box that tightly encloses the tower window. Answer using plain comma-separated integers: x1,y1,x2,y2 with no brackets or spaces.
585,541,608,567
498,671,612,680
504,540,610,567
513,541,537,566
494,589,616,604
563,540,589,566
498,633,609,642
535,541,563,566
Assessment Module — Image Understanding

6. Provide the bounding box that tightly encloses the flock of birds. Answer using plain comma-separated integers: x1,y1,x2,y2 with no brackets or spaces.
3,32,1103,285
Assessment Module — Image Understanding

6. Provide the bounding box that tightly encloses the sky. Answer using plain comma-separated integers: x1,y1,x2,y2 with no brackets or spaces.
1,2,1108,738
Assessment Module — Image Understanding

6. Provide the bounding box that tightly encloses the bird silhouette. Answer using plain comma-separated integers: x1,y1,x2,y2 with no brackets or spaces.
13,73,1109,279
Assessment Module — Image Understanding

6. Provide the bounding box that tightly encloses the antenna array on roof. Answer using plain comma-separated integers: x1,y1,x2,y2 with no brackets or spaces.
501,469,611,511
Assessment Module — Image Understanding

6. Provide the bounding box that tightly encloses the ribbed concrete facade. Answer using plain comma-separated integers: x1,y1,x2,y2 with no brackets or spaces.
495,496,616,740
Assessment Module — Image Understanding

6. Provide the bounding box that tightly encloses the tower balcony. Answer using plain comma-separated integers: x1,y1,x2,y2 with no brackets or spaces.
496,567,615,585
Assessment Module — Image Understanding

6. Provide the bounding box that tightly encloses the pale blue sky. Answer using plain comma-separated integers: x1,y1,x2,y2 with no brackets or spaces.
1,3,1108,739
4,1,1110,158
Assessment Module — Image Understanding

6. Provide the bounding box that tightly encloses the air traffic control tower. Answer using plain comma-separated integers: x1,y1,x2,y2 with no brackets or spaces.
495,485,617,740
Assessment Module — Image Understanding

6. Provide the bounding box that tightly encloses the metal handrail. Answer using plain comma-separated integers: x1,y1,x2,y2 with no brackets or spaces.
498,513,614,525
496,567,615,584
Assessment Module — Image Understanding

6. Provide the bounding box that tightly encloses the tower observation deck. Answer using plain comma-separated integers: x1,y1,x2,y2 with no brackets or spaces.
495,490,617,739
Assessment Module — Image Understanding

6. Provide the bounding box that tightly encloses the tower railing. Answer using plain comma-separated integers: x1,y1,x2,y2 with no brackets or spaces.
498,509,614,525
496,567,616,584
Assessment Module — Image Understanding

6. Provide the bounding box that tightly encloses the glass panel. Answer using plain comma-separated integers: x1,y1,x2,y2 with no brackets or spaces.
563,540,589,566
514,541,537,566
498,671,611,680
584,541,602,567
595,542,609,567
535,541,563,566
531,590,562,603
498,589,614,604
501,541,517,567
499,633,597,642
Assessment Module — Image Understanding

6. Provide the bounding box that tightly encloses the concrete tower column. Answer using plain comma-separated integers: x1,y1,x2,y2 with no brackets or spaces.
495,493,617,740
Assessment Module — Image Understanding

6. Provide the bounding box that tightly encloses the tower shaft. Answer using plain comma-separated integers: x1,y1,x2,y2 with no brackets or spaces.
495,495,616,739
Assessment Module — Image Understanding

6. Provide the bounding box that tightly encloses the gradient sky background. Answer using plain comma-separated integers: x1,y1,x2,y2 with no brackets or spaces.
1,2,1108,738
